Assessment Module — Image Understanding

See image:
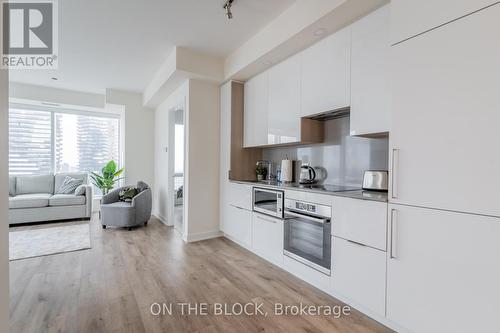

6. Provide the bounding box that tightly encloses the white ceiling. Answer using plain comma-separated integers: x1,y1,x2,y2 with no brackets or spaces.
9,0,294,94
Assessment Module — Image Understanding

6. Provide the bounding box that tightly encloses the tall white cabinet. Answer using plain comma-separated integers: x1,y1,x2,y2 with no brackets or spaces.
387,204,500,333
350,4,390,136
390,2,500,217
391,0,498,44
387,3,500,333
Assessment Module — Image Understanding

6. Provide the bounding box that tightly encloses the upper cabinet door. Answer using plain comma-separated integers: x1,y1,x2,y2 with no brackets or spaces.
300,27,351,117
391,0,497,44
390,3,500,217
386,204,500,333
243,71,268,147
350,4,390,136
268,55,301,144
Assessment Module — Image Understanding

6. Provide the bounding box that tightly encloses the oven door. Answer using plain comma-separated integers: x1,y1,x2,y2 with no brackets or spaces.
284,211,331,275
253,187,283,218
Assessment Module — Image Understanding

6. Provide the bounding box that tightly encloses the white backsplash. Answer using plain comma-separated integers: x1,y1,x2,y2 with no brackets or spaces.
262,116,389,187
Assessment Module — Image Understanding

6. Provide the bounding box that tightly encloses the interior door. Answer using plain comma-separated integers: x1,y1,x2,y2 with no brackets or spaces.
390,3,500,217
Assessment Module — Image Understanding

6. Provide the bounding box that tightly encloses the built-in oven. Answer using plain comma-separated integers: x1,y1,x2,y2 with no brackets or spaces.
284,198,332,276
252,187,284,219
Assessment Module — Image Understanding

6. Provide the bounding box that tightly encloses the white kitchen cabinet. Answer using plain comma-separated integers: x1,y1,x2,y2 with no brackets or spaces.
224,204,252,248
226,182,253,211
331,236,386,316
267,55,301,145
386,204,500,333
391,0,497,44
350,4,390,136
251,213,284,267
332,196,387,251
390,3,500,217
300,26,351,117
243,71,268,147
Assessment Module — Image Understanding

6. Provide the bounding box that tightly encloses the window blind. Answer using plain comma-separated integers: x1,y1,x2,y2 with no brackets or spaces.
9,108,53,175
9,107,121,176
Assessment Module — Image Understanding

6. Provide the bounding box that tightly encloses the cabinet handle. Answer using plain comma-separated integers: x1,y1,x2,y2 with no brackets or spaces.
391,148,400,199
390,208,397,259
256,214,277,224
230,204,245,210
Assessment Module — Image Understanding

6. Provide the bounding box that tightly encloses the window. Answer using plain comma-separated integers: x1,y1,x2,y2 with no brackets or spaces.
9,106,121,176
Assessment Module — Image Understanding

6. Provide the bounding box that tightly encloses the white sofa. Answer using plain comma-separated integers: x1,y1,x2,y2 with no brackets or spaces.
8,173,93,225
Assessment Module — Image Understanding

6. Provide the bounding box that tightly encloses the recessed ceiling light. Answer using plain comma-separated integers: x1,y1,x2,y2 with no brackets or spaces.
313,28,326,37
51,77,58,81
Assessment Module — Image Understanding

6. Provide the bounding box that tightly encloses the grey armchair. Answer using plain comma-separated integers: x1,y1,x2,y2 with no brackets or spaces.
100,181,152,230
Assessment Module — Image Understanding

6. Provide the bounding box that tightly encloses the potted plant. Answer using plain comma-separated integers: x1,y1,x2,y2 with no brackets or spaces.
256,164,267,181
90,160,124,195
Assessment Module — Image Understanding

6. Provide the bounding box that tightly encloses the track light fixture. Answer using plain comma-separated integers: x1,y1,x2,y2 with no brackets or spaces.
223,0,234,20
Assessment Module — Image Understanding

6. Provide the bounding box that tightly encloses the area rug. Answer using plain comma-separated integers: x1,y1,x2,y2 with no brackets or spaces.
9,221,92,261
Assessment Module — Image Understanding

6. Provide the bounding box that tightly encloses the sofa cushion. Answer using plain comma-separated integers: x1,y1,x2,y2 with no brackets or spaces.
16,175,54,195
55,173,88,192
55,176,84,194
49,194,86,207
9,193,52,209
9,176,15,196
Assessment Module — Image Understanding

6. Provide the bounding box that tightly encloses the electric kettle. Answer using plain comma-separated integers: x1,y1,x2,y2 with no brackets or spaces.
299,164,316,184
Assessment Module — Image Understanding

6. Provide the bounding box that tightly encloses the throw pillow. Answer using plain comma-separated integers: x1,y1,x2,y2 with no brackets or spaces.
75,185,86,196
56,176,84,194
119,187,139,202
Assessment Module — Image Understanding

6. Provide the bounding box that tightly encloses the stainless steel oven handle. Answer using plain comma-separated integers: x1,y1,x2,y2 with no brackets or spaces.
285,211,330,224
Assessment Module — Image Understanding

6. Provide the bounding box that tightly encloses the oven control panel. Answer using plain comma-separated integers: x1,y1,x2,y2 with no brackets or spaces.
284,198,332,219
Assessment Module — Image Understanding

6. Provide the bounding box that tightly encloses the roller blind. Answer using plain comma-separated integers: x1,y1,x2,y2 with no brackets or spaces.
9,108,53,175
9,106,121,176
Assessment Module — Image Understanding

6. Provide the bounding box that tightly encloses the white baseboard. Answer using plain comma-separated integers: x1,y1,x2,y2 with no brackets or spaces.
184,229,222,243
152,213,172,226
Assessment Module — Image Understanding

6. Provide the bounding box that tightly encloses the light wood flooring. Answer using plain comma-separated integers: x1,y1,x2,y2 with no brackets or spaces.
9,214,393,333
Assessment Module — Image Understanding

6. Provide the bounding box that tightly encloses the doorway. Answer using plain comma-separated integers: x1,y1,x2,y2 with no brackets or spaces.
169,107,185,235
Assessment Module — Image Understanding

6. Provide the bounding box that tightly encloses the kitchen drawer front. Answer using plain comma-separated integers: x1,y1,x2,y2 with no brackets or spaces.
227,182,253,211
331,236,386,316
332,196,387,250
224,204,252,248
252,213,284,267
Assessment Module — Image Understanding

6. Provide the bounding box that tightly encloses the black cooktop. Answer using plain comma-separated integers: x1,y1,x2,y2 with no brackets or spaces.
295,184,360,192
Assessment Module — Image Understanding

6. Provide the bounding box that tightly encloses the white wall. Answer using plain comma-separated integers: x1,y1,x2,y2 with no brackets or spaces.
103,90,155,187
10,82,105,108
153,82,187,223
0,70,9,333
184,79,220,241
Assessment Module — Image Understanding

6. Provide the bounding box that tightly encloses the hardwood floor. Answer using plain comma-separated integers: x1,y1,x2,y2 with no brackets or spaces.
10,214,393,333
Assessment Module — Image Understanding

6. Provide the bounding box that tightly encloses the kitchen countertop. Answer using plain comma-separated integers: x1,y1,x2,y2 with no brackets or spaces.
229,180,388,203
